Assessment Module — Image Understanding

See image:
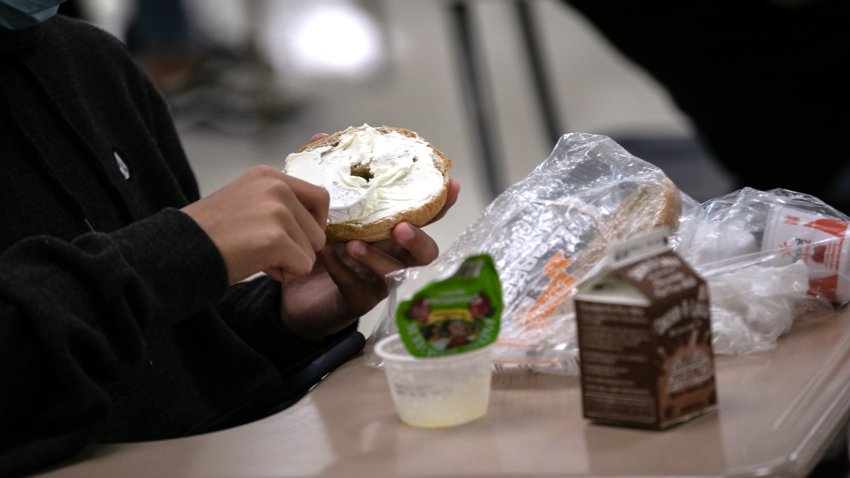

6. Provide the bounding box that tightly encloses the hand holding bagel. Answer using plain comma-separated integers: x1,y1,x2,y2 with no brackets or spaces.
281,125,460,339
182,125,458,342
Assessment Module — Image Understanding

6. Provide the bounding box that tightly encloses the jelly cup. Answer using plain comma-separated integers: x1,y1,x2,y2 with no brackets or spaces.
375,334,494,428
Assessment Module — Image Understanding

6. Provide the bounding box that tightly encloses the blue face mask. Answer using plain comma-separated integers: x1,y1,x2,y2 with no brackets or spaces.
0,0,65,30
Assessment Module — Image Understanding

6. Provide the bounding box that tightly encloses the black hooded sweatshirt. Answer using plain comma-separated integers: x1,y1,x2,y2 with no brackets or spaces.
0,15,339,477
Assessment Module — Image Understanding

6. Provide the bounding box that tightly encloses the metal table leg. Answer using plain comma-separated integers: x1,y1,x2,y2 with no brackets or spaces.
449,0,505,199
448,0,564,199
515,0,564,146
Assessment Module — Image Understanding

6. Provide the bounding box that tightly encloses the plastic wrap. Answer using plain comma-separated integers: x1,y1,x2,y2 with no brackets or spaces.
368,133,696,374
676,187,850,355
367,134,850,374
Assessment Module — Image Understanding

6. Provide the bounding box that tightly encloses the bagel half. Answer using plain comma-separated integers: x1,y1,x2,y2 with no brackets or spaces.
283,124,452,242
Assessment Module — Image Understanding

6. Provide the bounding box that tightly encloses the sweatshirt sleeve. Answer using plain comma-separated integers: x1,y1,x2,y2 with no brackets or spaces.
0,208,228,477
215,276,327,373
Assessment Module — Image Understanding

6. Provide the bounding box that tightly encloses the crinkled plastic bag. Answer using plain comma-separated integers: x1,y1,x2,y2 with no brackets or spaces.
676,187,850,355
367,132,695,374
367,135,850,374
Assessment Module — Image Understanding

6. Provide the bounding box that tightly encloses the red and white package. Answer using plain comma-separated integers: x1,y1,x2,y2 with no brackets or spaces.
762,205,850,304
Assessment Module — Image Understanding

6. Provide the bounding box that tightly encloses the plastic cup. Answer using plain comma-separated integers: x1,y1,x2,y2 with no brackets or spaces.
375,334,494,428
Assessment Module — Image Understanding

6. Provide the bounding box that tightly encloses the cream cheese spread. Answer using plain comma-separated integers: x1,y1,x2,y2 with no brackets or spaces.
283,124,445,225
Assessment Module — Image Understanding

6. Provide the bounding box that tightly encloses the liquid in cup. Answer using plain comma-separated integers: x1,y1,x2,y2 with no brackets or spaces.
375,334,493,428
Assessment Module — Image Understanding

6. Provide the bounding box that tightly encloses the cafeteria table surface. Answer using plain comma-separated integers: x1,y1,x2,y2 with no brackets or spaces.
34,306,850,478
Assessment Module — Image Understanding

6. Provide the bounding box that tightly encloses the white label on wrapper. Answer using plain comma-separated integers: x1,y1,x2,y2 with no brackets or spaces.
762,205,850,304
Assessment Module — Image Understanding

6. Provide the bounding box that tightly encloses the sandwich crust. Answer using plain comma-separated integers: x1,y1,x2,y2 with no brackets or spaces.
293,125,452,242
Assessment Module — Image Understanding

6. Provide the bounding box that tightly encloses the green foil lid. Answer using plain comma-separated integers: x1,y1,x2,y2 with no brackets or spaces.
396,254,503,358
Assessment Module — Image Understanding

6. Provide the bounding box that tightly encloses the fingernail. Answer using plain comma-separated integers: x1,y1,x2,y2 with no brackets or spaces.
350,241,367,257
397,223,415,242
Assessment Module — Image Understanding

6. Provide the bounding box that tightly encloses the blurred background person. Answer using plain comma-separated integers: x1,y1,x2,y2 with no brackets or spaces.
60,0,299,134
123,0,196,95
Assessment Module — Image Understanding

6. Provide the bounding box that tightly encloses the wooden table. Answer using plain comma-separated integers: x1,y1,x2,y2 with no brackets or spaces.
36,308,850,477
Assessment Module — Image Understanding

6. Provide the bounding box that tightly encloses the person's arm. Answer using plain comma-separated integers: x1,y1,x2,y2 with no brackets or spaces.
0,208,227,478
214,275,331,372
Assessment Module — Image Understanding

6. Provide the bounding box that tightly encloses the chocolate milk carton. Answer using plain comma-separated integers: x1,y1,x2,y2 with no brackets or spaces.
574,228,716,429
